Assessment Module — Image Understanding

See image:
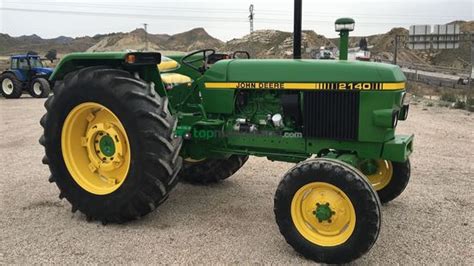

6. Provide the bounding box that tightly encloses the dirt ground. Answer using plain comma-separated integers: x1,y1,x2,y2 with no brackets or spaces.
1,96,473,264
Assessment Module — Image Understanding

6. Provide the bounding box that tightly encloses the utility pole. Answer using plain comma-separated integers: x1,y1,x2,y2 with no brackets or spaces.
143,23,149,51
293,0,302,59
249,4,255,34
393,35,400,65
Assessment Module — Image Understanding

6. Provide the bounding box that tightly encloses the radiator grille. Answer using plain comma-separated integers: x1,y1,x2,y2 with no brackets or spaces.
303,91,359,140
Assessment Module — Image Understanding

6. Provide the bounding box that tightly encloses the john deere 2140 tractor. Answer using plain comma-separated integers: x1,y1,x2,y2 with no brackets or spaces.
40,3,413,263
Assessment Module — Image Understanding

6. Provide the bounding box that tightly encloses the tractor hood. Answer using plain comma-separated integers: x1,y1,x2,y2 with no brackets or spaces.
33,67,54,76
204,59,405,83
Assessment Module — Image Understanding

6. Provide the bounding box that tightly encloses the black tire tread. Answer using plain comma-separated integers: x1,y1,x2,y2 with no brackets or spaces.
179,155,249,184
377,159,411,203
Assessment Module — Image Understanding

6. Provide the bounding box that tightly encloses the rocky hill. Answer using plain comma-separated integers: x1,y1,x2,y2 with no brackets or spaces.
0,33,99,55
87,27,222,52
222,30,335,59
337,20,473,70
1,20,472,71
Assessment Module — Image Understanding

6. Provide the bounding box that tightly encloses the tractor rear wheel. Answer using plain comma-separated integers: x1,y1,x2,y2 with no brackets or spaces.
360,159,410,203
0,73,22,98
179,155,249,184
29,78,51,98
274,158,381,264
40,66,182,224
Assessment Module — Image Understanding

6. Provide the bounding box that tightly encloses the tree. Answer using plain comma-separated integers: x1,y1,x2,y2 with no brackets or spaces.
359,38,368,51
45,49,57,62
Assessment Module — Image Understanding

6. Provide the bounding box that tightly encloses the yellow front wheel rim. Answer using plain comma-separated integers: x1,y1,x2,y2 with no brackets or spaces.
366,160,393,191
61,102,131,195
291,182,356,247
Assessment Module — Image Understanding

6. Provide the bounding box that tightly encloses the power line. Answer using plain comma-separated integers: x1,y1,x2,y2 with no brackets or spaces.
1,7,443,27
2,1,467,20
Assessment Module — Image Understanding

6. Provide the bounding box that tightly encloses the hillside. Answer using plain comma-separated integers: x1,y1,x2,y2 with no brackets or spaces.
337,20,473,70
87,28,222,52
1,20,471,71
222,30,335,59
0,33,99,55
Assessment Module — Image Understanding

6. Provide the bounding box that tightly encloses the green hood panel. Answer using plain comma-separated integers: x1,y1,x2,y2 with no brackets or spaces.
205,59,405,83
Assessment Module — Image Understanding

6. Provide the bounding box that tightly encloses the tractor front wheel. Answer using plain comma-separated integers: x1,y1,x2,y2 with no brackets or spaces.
40,67,182,224
359,159,410,203
274,158,381,264
179,155,249,184
0,73,22,98
29,78,51,98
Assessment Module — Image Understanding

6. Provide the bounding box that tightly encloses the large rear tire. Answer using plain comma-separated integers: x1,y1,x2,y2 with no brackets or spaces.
179,155,249,184
0,73,23,98
29,77,51,98
40,67,183,224
274,158,381,264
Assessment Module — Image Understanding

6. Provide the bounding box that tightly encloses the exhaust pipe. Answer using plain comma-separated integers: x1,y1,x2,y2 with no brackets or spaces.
293,0,302,59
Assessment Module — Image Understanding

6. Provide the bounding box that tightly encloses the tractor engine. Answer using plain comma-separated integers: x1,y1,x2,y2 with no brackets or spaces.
232,90,299,136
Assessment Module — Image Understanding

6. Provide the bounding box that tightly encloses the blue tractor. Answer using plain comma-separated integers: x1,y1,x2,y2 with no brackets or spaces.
0,54,53,98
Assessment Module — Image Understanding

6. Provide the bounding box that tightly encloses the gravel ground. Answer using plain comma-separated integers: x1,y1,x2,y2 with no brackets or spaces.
1,96,473,264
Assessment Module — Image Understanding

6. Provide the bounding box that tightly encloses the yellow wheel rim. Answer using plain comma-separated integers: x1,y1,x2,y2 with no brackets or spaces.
61,102,131,195
366,160,393,191
291,182,356,247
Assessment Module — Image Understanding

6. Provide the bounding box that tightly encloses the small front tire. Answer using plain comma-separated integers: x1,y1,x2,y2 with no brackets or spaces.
361,159,411,203
29,78,51,98
274,158,381,264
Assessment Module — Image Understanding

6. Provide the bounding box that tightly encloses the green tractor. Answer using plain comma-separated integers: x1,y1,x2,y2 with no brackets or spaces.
40,3,413,264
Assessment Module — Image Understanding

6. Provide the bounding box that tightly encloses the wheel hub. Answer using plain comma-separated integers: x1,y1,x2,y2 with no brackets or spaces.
2,78,14,94
314,203,335,223
99,135,115,157
361,160,393,191
33,82,42,95
84,120,125,174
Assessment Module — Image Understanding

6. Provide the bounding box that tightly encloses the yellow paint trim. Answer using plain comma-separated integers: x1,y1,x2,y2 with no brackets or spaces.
204,82,240,89
382,82,406,90
204,82,405,91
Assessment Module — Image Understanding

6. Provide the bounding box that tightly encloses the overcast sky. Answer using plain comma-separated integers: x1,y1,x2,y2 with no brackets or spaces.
0,0,473,40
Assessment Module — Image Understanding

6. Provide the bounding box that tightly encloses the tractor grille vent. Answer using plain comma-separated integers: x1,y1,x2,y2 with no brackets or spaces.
303,91,359,140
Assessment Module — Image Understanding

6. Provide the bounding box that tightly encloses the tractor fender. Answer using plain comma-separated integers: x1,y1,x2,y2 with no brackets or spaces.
1,70,25,82
49,52,161,82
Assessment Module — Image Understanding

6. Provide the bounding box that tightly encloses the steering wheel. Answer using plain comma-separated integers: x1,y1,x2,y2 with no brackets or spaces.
181,49,216,74
232,51,251,59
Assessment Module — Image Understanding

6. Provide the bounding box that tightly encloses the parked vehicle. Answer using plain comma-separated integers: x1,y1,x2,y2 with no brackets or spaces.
0,54,53,98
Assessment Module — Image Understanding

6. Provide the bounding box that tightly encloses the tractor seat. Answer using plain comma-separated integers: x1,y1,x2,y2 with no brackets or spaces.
161,73,193,89
158,56,180,72
157,56,193,89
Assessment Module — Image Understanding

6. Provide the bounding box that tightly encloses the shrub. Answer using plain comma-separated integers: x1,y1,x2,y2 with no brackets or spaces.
453,100,466,109
440,92,457,102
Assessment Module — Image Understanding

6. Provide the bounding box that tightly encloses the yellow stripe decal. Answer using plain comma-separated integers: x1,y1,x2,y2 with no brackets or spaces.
204,82,405,91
